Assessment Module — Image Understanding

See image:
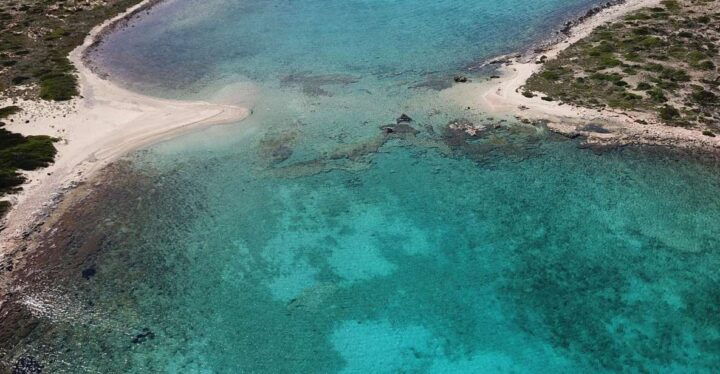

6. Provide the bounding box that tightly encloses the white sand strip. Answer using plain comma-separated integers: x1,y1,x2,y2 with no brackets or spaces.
0,0,251,247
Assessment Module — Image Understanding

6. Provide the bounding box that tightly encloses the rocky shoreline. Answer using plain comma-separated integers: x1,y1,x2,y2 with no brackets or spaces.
466,0,720,153
559,0,628,35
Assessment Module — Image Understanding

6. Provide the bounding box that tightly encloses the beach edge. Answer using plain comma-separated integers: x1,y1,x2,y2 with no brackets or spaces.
0,0,251,249
456,0,720,151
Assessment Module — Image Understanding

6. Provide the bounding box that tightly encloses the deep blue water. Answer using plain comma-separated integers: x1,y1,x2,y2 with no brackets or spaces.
8,0,720,372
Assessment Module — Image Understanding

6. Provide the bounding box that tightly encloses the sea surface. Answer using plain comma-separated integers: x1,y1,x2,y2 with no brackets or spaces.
5,0,720,372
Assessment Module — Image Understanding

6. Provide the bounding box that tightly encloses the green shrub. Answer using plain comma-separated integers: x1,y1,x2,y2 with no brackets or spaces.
540,70,562,81
11,76,30,85
607,91,642,109
636,82,653,90
640,36,664,48
659,67,690,82
691,89,718,106
644,63,665,73
648,88,668,103
625,13,651,21
39,73,78,101
0,128,57,195
661,0,680,11
0,200,10,218
0,106,21,119
659,105,680,121
598,54,622,68
696,60,715,70
678,31,693,38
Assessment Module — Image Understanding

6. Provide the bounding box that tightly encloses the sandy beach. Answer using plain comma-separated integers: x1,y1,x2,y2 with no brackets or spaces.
446,0,720,151
0,0,714,251
0,0,251,250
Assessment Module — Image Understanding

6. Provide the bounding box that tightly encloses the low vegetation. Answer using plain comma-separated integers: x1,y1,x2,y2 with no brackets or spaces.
0,106,57,216
525,0,720,129
0,0,144,216
0,0,143,101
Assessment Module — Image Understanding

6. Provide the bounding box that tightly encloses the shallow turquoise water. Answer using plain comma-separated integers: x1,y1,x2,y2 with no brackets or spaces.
8,0,720,372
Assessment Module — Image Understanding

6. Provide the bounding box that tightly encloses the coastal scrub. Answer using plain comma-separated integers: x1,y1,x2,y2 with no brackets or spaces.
0,0,145,101
0,129,57,216
0,0,145,215
525,0,720,130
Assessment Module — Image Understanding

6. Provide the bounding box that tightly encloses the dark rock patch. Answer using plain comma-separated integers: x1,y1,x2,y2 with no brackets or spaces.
410,76,453,91
396,114,413,124
132,328,155,344
380,123,420,136
559,0,627,35
579,123,611,134
81,267,96,280
280,72,361,97
259,131,299,165
12,356,42,374
453,75,469,83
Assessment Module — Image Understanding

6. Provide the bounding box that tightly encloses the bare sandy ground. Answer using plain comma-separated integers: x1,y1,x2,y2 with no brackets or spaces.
0,0,251,249
445,0,720,151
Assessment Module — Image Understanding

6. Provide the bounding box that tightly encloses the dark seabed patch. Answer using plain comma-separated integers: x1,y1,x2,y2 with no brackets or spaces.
5,125,720,371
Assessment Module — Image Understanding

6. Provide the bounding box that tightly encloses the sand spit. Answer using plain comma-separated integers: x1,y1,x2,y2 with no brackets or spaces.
0,0,251,250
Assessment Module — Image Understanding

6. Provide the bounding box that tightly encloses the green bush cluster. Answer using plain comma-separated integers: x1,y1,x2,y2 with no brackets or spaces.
0,106,21,119
39,73,78,101
0,128,58,215
524,0,719,128
0,0,144,101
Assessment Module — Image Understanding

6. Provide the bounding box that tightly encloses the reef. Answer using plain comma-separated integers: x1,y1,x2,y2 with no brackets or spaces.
280,72,361,97
261,113,558,179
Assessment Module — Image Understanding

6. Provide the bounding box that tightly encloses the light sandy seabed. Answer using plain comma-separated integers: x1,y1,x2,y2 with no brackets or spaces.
1,0,715,252
0,0,251,250
445,0,720,151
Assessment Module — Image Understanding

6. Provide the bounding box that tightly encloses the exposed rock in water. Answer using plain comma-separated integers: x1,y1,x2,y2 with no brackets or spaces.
396,114,413,123
453,75,469,83
450,119,486,136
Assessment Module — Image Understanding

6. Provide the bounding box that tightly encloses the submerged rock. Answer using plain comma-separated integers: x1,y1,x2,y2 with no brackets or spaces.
12,356,42,374
259,131,299,165
380,123,420,136
132,328,155,344
443,119,487,146
81,267,96,280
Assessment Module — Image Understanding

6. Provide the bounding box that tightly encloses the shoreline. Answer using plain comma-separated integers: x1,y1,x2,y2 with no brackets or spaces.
0,0,251,250
1,0,713,250
452,0,720,152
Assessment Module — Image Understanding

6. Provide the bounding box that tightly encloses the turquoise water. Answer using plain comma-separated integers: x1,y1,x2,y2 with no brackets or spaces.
7,0,720,372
